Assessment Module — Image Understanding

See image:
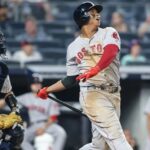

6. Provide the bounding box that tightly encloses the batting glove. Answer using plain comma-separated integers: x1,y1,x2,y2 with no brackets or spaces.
76,66,100,81
37,87,48,99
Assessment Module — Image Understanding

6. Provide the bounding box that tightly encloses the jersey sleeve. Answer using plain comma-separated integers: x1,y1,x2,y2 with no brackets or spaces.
103,27,121,50
144,98,150,115
66,45,79,76
48,94,60,116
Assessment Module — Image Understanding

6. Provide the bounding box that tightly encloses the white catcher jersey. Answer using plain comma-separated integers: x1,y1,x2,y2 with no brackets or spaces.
66,27,121,87
17,93,60,123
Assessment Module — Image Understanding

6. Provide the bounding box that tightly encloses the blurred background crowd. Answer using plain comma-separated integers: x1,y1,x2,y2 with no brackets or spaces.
0,0,150,66
0,0,150,150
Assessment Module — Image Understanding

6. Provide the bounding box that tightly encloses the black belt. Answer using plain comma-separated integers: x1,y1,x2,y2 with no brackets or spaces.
81,84,119,93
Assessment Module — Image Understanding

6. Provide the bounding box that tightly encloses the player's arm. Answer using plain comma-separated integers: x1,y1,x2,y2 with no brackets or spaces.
76,44,119,81
37,75,78,99
47,75,78,92
0,62,20,113
44,100,60,127
5,92,20,113
0,99,5,108
36,115,58,135
37,44,79,99
36,100,60,135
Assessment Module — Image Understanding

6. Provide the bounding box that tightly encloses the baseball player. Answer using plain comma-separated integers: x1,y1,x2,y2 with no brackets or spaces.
0,30,24,149
17,74,67,150
37,1,133,150
144,98,150,150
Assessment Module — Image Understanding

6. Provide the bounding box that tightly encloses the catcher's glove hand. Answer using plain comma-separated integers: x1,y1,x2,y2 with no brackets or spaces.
0,112,22,129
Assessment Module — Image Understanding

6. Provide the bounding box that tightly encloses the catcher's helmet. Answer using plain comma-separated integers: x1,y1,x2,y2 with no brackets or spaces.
73,1,103,29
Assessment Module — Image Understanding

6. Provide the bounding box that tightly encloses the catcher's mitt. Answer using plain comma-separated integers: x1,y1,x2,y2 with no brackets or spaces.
0,112,22,129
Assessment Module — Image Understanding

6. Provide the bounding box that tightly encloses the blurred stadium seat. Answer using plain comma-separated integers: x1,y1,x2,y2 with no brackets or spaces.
32,40,64,48
141,42,150,49
6,40,64,53
41,49,66,59
126,61,150,66
119,32,139,42
9,22,25,36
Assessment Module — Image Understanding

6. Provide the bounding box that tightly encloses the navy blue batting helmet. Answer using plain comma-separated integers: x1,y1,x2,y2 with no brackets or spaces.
73,1,103,29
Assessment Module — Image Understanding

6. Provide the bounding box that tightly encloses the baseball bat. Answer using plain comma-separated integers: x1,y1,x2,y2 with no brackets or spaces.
48,95,86,117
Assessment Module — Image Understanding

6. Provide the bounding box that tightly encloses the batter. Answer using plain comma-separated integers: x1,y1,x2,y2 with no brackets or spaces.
37,2,132,150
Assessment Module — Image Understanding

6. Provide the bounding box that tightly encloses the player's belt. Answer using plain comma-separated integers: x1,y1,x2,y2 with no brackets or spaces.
81,84,119,93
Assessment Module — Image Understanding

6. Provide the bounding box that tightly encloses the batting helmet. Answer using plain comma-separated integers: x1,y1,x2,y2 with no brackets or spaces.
73,1,103,29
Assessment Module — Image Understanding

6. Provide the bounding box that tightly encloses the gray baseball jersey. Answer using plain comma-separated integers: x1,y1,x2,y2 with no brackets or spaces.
17,93,60,123
67,27,121,87
67,27,133,150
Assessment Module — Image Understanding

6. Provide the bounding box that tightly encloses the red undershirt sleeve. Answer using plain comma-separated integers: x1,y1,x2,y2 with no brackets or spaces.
96,44,119,71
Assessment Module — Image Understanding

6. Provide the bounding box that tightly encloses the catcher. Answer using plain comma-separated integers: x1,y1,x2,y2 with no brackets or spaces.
0,31,24,150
